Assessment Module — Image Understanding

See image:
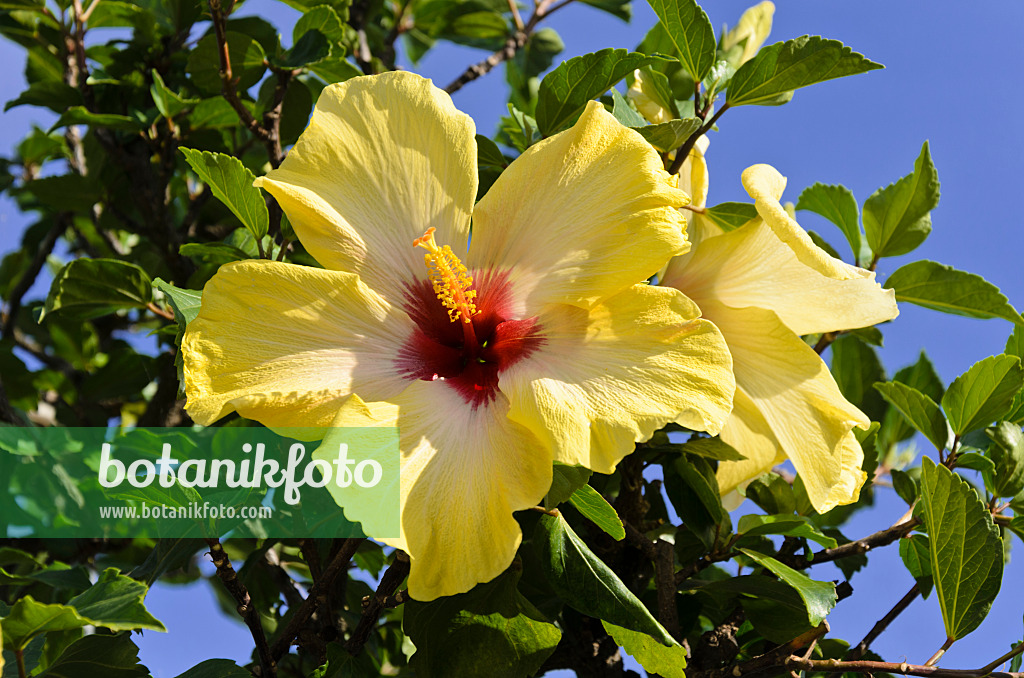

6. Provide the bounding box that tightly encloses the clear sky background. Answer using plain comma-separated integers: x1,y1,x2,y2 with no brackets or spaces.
2,0,1023,675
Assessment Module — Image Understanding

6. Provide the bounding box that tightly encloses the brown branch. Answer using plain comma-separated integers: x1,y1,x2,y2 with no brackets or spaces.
344,551,411,656
785,655,1021,678
782,516,921,570
846,583,920,660
207,0,272,143
146,302,176,321
690,623,829,678
443,0,574,95
444,32,528,95
270,537,364,662
668,103,729,175
205,538,276,677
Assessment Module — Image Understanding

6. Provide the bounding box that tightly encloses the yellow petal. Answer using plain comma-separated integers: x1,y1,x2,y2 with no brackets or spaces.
470,101,690,310
661,198,897,336
255,72,477,301
715,387,787,498
702,300,867,512
316,383,552,601
182,260,412,427
626,69,672,124
501,284,734,474
721,1,775,65
740,165,898,332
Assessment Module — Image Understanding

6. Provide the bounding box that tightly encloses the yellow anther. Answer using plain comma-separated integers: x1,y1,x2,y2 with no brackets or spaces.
413,228,479,324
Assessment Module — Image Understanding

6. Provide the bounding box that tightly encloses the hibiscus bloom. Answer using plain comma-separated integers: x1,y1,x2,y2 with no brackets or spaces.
182,72,735,600
659,147,898,512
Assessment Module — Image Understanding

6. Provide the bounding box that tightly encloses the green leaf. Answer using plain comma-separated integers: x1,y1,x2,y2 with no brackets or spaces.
4,81,82,113
171,659,262,678
1,598,90,650
180,148,269,240
831,334,887,422
66,568,165,633
272,29,330,68
630,117,701,152
534,513,675,645
983,421,1024,498
404,566,560,678
611,89,647,127
863,141,939,257
48,106,144,132
580,0,631,22
476,134,508,168
310,57,363,85
178,242,251,265
796,183,861,261
891,468,919,506
663,455,725,548
152,279,202,326
918,457,1003,639
36,633,149,678
602,621,686,676
736,514,837,549
644,0,714,82
884,261,1024,327
875,381,950,451
744,472,795,516
535,48,658,136
898,533,933,598
703,201,759,232
293,5,346,44
727,35,882,107
187,32,266,94
942,355,1024,435
545,462,592,508
568,485,625,540
150,70,196,119
42,258,153,321
676,436,745,462
739,549,836,626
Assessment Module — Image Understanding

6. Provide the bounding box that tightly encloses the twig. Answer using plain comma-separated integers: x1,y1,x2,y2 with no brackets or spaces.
344,551,411,656
782,516,921,570
980,642,1024,675
269,538,364,661
847,583,920,660
507,0,524,30
926,637,956,667
443,0,575,95
444,32,528,95
207,0,272,143
654,540,682,640
205,538,276,677
690,623,829,678
785,655,1022,678
146,302,176,321
668,103,729,175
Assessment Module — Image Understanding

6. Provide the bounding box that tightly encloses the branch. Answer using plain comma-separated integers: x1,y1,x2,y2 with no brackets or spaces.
344,551,411,655
444,32,527,95
781,516,921,570
270,537,364,661
443,0,574,94
846,583,920,660
205,538,276,677
207,0,272,143
786,655,1022,678
668,103,729,175
689,623,829,678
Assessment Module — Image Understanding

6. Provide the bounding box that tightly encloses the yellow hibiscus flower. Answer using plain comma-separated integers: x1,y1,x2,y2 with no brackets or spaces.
659,144,898,513
181,72,735,600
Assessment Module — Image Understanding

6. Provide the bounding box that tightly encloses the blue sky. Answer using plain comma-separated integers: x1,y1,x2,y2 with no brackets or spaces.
2,0,1023,674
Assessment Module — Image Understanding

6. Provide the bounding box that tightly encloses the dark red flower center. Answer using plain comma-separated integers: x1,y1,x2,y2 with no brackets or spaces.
396,267,543,407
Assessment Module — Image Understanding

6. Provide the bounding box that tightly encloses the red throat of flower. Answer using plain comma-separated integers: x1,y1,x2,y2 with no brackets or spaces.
397,228,544,407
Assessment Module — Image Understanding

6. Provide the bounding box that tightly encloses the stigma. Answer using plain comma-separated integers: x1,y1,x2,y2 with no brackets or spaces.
413,228,479,324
